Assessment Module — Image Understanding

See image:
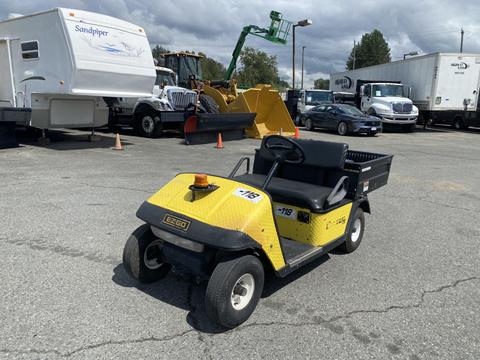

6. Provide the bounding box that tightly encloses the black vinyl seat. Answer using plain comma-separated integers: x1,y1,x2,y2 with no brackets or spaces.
235,173,334,211
234,138,351,212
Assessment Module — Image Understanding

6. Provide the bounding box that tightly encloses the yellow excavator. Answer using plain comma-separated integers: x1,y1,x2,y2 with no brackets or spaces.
163,11,296,140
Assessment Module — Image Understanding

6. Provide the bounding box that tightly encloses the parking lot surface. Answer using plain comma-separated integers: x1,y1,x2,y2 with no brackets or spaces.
1,126,479,359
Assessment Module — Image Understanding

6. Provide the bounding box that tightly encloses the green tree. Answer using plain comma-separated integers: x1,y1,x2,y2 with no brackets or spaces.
314,78,330,90
346,29,391,70
236,47,281,88
151,45,169,63
198,52,226,80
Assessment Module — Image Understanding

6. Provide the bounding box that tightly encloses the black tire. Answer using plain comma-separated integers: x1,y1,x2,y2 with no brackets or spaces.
205,255,264,328
337,121,348,136
135,111,162,138
123,224,171,283
338,208,365,253
199,94,219,114
402,124,415,133
452,116,466,130
367,131,377,137
304,118,314,131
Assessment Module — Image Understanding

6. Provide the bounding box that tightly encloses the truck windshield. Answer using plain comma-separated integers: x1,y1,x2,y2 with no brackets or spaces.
372,84,403,97
155,71,176,86
305,91,333,105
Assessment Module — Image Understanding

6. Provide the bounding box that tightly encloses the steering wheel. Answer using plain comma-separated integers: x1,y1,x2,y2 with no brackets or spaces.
264,135,305,164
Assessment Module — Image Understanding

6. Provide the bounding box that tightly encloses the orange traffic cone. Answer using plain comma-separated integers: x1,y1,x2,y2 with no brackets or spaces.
113,133,123,150
215,133,224,149
294,126,300,139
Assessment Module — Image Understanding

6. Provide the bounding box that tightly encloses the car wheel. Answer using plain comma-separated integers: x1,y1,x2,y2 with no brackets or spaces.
123,224,171,283
295,114,302,126
205,255,264,328
136,111,162,138
337,121,348,136
453,116,466,130
304,118,314,131
338,208,365,253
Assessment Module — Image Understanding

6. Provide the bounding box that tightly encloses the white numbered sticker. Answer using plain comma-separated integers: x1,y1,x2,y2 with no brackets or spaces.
275,205,297,219
233,188,263,203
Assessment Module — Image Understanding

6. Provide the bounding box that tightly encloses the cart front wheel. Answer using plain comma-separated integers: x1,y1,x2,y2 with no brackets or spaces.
339,208,365,253
123,224,171,283
205,255,264,328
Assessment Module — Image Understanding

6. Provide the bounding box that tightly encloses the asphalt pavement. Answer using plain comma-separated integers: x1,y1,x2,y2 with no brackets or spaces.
0,125,479,359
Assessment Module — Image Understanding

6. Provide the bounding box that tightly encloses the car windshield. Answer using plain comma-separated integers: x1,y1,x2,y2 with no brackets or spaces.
305,91,333,105
336,105,364,116
372,84,403,97
155,71,176,86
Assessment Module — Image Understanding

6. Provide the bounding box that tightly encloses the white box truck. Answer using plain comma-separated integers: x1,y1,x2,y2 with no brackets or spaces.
331,53,480,130
0,8,156,130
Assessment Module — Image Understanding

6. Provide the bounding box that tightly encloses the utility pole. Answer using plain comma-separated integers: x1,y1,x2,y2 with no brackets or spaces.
460,28,464,53
301,46,306,89
353,40,356,70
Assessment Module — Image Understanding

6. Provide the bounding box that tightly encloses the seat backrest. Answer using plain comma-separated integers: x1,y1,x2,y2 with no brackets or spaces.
258,137,349,169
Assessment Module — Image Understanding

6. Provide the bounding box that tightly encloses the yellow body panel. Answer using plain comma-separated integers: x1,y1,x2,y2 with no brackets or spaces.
147,174,285,270
273,202,352,247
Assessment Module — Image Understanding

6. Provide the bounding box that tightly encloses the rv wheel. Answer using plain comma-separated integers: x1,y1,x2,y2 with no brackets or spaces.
123,224,171,283
205,255,264,328
136,111,162,138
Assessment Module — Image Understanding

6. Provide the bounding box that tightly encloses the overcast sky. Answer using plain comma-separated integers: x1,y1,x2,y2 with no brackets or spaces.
1,0,479,88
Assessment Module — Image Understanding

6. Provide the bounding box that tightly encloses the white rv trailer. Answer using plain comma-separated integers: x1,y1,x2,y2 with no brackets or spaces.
331,53,480,129
0,8,156,129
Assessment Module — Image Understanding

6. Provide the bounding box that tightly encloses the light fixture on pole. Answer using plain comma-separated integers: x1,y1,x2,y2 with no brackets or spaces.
403,51,419,60
292,19,312,89
301,46,306,89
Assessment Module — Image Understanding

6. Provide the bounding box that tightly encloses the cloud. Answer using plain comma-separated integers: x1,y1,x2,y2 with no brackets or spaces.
1,0,478,88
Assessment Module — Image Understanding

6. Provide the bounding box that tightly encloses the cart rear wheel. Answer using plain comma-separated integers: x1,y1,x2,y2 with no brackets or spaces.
339,208,365,253
205,255,264,328
123,224,171,283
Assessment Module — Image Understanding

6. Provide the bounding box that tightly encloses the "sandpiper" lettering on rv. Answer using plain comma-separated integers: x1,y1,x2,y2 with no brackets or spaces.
75,25,108,37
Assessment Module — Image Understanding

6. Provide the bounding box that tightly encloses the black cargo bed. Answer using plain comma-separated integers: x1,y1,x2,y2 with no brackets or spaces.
344,150,393,198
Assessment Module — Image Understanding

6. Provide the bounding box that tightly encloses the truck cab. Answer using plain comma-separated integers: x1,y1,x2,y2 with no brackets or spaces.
294,89,333,124
360,83,418,131
110,66,197,137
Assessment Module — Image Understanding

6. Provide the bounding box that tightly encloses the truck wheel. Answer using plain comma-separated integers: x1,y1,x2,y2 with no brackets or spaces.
304,118,314,131
337,121,348,136
453,116,466,130
199,94,219,114
339,208,365,253
205,255,264,328
136,111,162,138
123,224,171,283
402,124,415,133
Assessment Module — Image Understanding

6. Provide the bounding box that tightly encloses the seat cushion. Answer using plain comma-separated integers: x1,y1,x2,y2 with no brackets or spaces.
235,174,333,211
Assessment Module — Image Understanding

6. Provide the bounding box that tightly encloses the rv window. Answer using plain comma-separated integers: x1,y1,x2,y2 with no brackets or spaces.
21,41,39,60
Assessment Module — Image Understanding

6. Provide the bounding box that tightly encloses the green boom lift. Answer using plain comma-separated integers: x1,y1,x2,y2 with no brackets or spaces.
224,11,292,81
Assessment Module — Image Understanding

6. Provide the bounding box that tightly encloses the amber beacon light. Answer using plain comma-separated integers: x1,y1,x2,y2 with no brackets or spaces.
194,174,209,188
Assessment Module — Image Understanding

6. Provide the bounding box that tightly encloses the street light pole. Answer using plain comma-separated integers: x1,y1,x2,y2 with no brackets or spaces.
301,46,306,89
291,19,312,90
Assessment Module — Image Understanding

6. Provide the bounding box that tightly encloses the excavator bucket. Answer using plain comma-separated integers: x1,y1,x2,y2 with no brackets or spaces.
227,85,295,139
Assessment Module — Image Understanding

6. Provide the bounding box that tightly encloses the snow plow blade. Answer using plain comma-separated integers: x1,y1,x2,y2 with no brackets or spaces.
227,85,296,139
184,112,256,145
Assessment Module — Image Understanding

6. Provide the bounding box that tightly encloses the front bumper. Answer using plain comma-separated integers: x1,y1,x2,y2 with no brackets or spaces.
380,114,417,124
351,122,382,133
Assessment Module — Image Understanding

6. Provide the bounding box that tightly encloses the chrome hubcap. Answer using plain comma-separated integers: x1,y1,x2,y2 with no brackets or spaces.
144,240,163,270
351,218,362,243
142,116,155,133
231,273,255,311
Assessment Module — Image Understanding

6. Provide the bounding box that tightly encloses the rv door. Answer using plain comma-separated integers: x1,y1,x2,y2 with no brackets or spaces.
0,39,16,107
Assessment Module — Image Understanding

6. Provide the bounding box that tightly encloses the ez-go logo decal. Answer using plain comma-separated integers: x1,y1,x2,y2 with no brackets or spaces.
162,214,190,231
233,188,263,203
